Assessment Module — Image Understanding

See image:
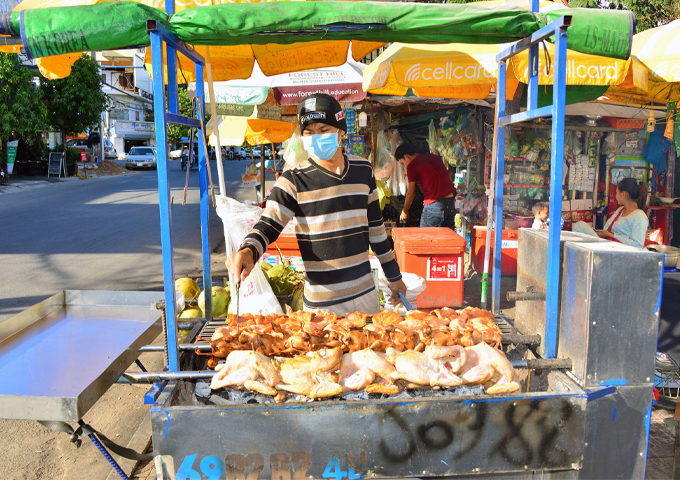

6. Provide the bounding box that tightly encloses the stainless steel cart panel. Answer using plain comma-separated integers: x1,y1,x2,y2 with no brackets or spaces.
515,230,607,357
151,371,588,479
558,241,662,388
0,290,163,422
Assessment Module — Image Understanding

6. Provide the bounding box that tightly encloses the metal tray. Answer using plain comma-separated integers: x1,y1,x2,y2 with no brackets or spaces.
0,290,163,422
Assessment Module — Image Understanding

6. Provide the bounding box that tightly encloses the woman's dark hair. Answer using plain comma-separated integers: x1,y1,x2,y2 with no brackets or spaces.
394,143,419,160
617,177,648,210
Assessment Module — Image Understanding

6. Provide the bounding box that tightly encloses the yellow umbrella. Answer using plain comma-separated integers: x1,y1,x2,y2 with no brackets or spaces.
5,0,385,81
206,110,294,147
509,42,648,90
362,42,517,100
633,19,680,84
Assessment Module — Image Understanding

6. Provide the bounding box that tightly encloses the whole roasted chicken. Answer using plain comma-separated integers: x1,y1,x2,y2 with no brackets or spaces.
459,342,520,395
339,348,399,394
387,345,467,388
210,350,281,395
277,347,344,399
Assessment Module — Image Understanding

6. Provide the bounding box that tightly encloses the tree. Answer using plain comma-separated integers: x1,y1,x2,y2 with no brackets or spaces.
570,0,680,32
167,84,193,144
0,53,47,182
39,54,108,167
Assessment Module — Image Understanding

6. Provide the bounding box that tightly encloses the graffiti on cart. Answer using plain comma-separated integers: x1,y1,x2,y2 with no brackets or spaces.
378,399,575,468
175,451,360,480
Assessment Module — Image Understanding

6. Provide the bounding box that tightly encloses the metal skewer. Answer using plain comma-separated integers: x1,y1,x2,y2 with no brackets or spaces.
235,280,240,334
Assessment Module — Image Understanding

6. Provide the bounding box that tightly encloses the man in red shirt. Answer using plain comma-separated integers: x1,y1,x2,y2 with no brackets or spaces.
394,144,457,229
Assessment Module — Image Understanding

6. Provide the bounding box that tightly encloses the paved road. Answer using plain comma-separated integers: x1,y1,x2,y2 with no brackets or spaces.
0,158,278,479
0,158,274,324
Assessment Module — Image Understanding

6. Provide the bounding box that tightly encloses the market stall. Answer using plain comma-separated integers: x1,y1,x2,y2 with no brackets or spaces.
0,1,665,479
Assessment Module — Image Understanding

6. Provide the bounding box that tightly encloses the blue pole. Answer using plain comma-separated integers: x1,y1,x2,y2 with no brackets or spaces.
151,30,180,371
195,64,213,321
492,61,507,314
544,25,568,359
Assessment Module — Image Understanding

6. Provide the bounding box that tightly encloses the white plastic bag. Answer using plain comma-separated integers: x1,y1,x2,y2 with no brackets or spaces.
236,263,283,315
377,271,426,305
216,196,283,315
283,125,309,168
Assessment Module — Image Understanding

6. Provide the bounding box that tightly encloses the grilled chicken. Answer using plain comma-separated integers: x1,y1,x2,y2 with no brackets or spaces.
277,347,343,398
459,342,520,395
339,348,399,394
387,346,465,388
210,350,281,395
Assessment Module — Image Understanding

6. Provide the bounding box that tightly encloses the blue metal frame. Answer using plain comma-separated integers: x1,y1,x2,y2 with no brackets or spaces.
492,2,570,359
149,18,212,372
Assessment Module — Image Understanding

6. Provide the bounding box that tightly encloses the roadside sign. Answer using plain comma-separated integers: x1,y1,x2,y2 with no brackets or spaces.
80,152,87,162
48,152,63,178
6,140,18,174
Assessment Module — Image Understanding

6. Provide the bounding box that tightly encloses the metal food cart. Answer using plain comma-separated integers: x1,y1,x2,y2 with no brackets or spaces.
0,0,662,478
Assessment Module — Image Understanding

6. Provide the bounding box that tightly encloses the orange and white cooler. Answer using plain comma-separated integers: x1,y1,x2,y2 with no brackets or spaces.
392,227,467,308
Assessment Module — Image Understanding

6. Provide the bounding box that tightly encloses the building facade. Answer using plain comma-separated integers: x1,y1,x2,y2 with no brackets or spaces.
99,50,155,155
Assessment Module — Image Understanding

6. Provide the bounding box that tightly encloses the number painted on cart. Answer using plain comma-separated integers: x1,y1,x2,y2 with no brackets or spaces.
322,456,346,480
201,455,226,480
175,450,322,480
176,453,224,480
322,456,362,480
176,453,201,480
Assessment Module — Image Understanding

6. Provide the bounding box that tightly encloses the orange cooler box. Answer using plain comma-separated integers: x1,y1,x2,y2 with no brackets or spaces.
266,233,300,257
392,227,467,309
470,226,518,275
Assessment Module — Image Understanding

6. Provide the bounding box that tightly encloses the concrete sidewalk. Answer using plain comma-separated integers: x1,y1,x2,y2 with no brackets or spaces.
0,176,82,195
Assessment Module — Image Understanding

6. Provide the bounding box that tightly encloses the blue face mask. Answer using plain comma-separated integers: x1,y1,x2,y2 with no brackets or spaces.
302,132,339,161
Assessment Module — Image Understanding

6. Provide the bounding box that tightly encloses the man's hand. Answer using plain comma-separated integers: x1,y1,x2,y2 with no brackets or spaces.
399,210,409,222
387,278,407,304
226,248,255,282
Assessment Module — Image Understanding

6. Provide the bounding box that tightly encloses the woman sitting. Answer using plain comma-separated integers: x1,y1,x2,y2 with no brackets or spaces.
573,177,648,248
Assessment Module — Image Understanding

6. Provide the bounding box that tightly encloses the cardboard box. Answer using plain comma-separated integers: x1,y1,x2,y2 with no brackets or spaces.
562,200,572,229
571,199,594,226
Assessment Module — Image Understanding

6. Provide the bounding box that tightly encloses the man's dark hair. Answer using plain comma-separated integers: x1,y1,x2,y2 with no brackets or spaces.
532,201,549,215
394,143,419,160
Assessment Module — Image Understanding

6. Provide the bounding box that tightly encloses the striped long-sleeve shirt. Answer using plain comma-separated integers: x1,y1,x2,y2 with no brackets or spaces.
241,155,402,308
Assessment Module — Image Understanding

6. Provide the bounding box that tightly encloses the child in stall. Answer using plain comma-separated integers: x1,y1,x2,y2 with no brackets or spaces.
532,201,549,229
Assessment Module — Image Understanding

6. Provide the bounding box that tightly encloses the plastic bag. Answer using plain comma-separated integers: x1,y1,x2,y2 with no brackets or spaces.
283,125,309,168
236,263,283,315
505,127,519,158
427,119,438,154
216,196,283,315
387,158,408,196
374,131,395,181
378,271,426,305
376,179,391,210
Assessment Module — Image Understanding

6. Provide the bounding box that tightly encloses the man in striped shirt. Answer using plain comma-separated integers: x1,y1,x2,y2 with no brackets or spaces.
227,94,406,315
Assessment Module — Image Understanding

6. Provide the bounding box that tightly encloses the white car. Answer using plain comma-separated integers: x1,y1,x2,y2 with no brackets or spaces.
103,139,117,159
125,147,157,169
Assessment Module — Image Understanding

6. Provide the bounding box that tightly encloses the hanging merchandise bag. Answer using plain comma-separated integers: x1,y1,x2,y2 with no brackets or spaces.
374,130,395,181
216,196,283,314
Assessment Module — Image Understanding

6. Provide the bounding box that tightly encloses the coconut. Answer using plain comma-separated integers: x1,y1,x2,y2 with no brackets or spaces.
178,306,203,319
259,262,273,272
198,286,230,317
288,286,304,312
175,277,200,300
